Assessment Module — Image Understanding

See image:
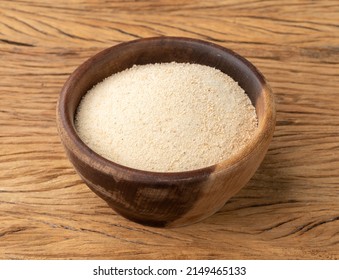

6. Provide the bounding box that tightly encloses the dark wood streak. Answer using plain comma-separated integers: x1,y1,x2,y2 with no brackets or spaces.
134,19,227,43
108,27,142,39
78,228,149,245
300,217,339,235
228,200,301,211
258,217,300,233
57,29,105,43
245,15,339,28
0,227,27,238
0,38,34,47
274,222,317,239
1,12,51,36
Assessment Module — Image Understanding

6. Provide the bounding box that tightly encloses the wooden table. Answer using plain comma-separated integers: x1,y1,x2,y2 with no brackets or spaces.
1,0,339,260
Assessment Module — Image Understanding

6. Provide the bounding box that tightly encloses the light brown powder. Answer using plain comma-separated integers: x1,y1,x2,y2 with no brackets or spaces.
75,62,258,172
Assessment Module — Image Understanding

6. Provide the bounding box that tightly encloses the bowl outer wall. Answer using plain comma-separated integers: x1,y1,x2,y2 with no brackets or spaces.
56,37,276,227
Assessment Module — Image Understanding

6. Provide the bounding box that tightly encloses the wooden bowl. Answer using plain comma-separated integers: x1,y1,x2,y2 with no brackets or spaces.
56,37,276,227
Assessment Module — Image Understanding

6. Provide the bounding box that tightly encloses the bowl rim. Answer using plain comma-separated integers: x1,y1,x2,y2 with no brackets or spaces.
57,36,276,183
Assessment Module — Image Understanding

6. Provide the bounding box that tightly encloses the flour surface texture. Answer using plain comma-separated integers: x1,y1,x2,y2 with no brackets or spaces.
75,62,258,172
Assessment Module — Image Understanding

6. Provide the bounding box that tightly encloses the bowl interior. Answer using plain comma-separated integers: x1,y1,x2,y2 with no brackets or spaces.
59,37,273,178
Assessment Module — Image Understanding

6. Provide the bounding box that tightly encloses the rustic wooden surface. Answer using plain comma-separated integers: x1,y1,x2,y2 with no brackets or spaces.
1,0,339,260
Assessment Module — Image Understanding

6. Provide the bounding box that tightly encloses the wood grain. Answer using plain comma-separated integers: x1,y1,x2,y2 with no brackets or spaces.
1,0,339,259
